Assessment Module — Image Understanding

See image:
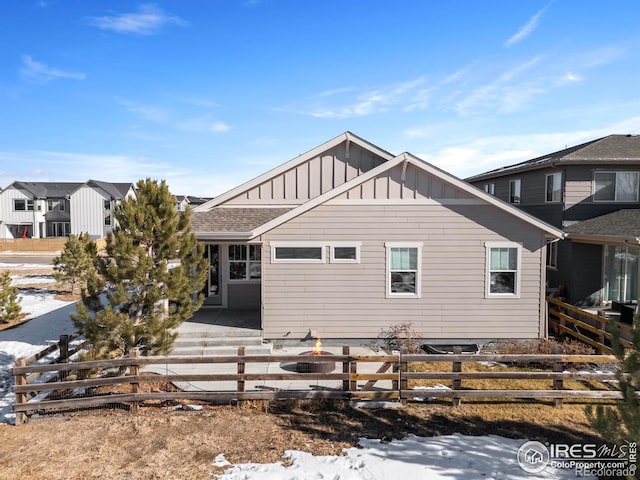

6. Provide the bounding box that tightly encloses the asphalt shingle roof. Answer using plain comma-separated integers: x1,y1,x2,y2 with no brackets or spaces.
466,134,640,181
190,207,292,233
565,209,640,239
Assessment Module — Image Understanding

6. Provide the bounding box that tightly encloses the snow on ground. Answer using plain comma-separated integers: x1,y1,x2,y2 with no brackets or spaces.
216,434,594,479
0,269,78,423
0,267,600,478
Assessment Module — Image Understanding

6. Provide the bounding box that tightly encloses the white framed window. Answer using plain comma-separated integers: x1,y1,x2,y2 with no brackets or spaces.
509,179,521,204
229,244,261,280
483,183,495,195
546,241,558,269
59,200,65,211
329,242,361,263
104,214,111,226
271,242,326,263
385,242,422,298
545,173,562,203
593,171,639,202
47,200,53,211
485,242,521,297
13,199,34,211
103,199,111,210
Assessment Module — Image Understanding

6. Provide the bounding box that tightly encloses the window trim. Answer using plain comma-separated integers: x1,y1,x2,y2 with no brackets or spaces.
545,172,562,203
59,200,65,212
385,242,422,299
483,183,495,195
509,179,521,204
47,199,53,212
485,242,522,298
546,240,558,270
13,199,34,211
270,241,326,264
329,242,361,264
593,171,640,203
228,244,262,283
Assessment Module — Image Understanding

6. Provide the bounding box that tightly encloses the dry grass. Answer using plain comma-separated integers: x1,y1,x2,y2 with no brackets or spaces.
0,398,608,480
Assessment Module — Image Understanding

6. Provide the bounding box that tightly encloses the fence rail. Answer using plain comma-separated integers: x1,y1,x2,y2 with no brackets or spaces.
547,296,635,354
12,348,626,425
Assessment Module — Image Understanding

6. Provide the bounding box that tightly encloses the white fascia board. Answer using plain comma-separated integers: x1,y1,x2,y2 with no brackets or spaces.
196,232,253,241
193,132,395,212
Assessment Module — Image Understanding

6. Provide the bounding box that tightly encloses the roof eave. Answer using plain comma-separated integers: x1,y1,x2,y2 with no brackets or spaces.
566,233,640,245
196,232,254,241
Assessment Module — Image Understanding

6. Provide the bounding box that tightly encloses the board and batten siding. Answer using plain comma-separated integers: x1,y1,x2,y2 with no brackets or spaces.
0,187,46,238
260,203,546,341
224,142,387,206
70,186,108,237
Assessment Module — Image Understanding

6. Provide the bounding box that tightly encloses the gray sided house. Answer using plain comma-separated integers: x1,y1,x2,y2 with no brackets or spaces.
192,132,563,343
0,180,134,239
466,134,640,307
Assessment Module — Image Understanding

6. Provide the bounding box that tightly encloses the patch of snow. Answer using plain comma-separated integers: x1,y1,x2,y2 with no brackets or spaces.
216,434,593,479
477,361,508,367
213,454,231,467
0,263,54,270
11,274,56,286
412,384,451,402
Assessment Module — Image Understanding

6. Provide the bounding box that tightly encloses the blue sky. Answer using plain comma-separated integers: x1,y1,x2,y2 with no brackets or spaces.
1,1,639,196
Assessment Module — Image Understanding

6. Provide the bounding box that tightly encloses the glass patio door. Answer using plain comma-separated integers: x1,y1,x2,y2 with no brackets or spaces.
603,245,639,303
204,244,222,305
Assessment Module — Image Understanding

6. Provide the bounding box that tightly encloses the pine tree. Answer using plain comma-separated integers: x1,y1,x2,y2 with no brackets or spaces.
586,318,640,445
0,270,22,323
53,232,99,296
72,178,208,357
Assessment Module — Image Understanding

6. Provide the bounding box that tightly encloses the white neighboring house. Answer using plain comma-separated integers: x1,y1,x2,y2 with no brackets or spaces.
0,180,134,239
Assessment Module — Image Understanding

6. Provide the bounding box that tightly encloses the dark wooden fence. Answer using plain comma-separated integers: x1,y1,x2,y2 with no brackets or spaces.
12,347,623,425
547,296,634,354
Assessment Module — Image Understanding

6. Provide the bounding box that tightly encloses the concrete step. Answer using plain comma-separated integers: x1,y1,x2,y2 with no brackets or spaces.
176,328,261,338
173,336,264,348
170,344,273,356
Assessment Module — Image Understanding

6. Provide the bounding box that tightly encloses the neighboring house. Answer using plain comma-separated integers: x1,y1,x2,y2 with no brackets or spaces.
175,195,213,212
192,132,563,343
466,134,640,307
0,180,134,239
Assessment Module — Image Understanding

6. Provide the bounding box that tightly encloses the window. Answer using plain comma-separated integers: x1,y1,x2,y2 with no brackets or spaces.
104,199,111,210
104,215,111,226
59,200,65,211
47,200,53,211
546,241,558,269
509,179,521,204
545,173,562,202
483,183,495,195
386,242,422,297
271,242,325,263
47,222,70,237
330,243,361,263
594,171,639,202
486,243,521,297
13,199,34,211
603,245,638,303
229,245,261,280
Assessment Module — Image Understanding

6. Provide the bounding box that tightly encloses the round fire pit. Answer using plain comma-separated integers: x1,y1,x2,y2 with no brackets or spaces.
280,351,336,373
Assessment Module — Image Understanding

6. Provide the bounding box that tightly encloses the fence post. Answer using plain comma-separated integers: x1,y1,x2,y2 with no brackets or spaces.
342,346,350,396
14,358,28,425
400,348,408,406
237,346,245,406
552,346,564,408
129,348,140,414
452,346,462,407
58,334,69,380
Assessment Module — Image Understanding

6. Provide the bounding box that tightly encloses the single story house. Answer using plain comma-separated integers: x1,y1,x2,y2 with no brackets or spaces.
191,132,564,343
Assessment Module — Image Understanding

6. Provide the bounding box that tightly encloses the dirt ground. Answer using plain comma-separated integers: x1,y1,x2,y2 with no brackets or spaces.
0,399,606,480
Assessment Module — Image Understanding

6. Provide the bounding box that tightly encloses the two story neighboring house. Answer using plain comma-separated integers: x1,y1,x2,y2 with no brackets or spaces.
0,180,134,239
466,134,640,307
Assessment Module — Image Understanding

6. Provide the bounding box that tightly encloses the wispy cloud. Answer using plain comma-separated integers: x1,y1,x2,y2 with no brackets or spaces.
210,122,231,133
116,98,170,123
19,55,86,84
504,3,551,47
291,77,430,119
85,4,187,36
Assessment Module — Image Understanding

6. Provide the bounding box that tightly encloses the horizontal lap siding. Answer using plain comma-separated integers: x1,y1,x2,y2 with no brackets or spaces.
261,204,544,340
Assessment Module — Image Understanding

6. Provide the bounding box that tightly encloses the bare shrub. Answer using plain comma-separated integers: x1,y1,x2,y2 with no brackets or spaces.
378,322,423,353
